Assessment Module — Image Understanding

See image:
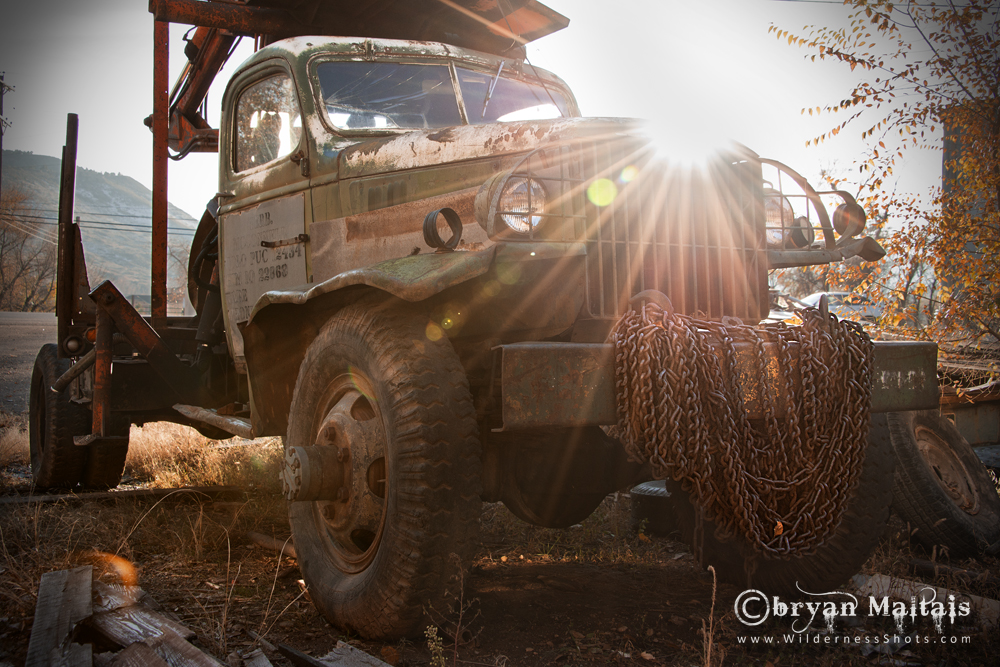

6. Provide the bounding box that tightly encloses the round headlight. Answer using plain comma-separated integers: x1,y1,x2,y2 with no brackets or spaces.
497,177,546,234
764,191,794,247
764,191,815,248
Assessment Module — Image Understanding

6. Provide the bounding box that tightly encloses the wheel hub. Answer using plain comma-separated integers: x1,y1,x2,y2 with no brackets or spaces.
915,425,981,515
313,383,389,571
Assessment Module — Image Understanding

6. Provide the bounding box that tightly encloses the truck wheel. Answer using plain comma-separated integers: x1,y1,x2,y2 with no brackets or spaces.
630,481,679,536
888,410,1000,557
669,414,895,594
286,301,482,639
29,344,89,489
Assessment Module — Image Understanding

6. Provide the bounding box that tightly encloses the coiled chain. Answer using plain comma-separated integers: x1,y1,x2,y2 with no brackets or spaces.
610,298,874,558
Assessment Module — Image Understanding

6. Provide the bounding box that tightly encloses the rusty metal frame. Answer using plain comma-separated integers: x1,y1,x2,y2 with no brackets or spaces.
73,281,204,445
55,115,78,357
494,340,940,431
152,20,169,321
89,281,201,396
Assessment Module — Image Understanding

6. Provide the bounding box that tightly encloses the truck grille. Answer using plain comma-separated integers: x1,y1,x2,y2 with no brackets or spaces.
509,139,768,321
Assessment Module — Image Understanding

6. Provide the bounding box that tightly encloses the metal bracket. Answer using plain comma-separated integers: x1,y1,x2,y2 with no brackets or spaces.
261,234,309,249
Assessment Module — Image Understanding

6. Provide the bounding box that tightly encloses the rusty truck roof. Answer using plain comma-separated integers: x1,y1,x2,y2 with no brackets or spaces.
150,0,569,58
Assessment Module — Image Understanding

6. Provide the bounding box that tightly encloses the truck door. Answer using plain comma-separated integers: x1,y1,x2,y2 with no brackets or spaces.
218,62,311,372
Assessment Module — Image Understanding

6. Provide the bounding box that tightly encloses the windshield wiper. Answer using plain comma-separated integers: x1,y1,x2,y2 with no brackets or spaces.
481,61,505,119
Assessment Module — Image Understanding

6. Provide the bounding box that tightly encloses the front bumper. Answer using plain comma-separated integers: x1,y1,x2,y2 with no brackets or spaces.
495,340,938,431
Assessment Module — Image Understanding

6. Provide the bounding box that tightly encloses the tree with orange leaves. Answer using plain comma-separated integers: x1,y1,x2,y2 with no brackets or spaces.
773,0,999,345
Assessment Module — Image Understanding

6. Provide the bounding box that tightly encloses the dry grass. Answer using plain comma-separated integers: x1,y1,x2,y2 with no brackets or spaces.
0,410,29,468
0,419,297,664
124,422,283,493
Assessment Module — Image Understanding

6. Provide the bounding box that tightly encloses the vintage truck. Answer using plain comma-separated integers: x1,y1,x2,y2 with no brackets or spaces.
31,0,943,639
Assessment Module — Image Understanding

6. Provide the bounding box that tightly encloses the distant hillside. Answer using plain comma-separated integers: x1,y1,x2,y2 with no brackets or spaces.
2,150,199,296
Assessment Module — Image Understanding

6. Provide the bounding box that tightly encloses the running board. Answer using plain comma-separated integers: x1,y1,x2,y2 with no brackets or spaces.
173,404,254,439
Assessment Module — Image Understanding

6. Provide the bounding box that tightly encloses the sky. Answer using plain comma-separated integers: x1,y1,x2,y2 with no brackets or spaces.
0,0,941,221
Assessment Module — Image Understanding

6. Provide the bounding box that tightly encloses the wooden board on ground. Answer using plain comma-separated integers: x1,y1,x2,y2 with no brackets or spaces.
241,649,273,667
108,643,170,667
86,605,196,647
145,627,226,667
278,641,393,667
26,565,94,667
51,642,92,667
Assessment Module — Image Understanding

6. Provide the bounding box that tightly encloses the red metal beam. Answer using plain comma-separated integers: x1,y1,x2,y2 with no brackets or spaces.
152,20,169,320
91,304,113,437
174,28,236,120
149,0,297,36
89,281,201,397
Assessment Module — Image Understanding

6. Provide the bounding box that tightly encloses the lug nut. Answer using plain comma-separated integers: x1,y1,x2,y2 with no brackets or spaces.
337,447,349,462
323,505,336,520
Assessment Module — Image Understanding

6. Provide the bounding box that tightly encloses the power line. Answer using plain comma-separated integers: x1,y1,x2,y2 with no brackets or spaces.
20,212,196,232
32,207,199,222
13,214,196,236
0,217,58,246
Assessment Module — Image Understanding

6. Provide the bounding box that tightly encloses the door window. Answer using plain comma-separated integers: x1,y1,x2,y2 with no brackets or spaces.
235,73,302,172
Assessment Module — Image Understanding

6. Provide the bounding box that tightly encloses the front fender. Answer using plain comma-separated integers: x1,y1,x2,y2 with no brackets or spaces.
248,245,498,324
242,247,495,436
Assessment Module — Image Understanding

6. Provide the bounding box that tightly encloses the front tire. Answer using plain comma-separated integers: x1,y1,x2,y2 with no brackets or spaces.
669,414,895,594
286,300,482,639
888,410,1000,557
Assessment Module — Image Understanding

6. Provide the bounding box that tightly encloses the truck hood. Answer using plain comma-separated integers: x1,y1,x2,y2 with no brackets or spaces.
337,117,643,179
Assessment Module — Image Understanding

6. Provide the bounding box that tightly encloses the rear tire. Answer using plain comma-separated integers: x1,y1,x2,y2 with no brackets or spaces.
669,414,895,594
29,344,89,489
888,410,1000,557
286,300,482,639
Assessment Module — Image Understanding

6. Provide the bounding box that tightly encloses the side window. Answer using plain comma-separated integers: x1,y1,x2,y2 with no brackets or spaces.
235,73,302,173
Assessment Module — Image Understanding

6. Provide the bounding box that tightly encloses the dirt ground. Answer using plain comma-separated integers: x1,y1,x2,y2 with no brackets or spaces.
1,415,999,667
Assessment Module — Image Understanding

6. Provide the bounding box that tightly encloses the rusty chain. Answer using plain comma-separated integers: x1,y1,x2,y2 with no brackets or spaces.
609,297,874,559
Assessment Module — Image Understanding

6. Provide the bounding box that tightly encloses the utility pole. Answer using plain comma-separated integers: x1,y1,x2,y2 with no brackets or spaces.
0,72,14,193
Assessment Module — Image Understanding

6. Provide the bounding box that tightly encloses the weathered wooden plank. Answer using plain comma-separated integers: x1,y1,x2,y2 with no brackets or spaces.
109,643,170,667
93,581,144,613
87,605,196,647
279,641,393,667
147,627,226,667
321,642,394,667
26,565,93,667
51,642,93,667
241,648,273,667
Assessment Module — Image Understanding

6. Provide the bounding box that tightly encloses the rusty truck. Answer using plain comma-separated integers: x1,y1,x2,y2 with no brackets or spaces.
31,0,949,639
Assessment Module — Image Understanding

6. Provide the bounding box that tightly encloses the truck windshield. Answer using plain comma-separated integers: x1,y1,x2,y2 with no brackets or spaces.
317,62,462,130
315,61,571,132
455,67,568,123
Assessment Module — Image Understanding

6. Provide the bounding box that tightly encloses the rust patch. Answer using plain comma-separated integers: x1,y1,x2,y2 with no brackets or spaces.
344,187,479,242
427,128,457,143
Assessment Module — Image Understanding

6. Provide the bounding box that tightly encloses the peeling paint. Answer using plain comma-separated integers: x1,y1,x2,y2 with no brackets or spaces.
340,117,641,178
